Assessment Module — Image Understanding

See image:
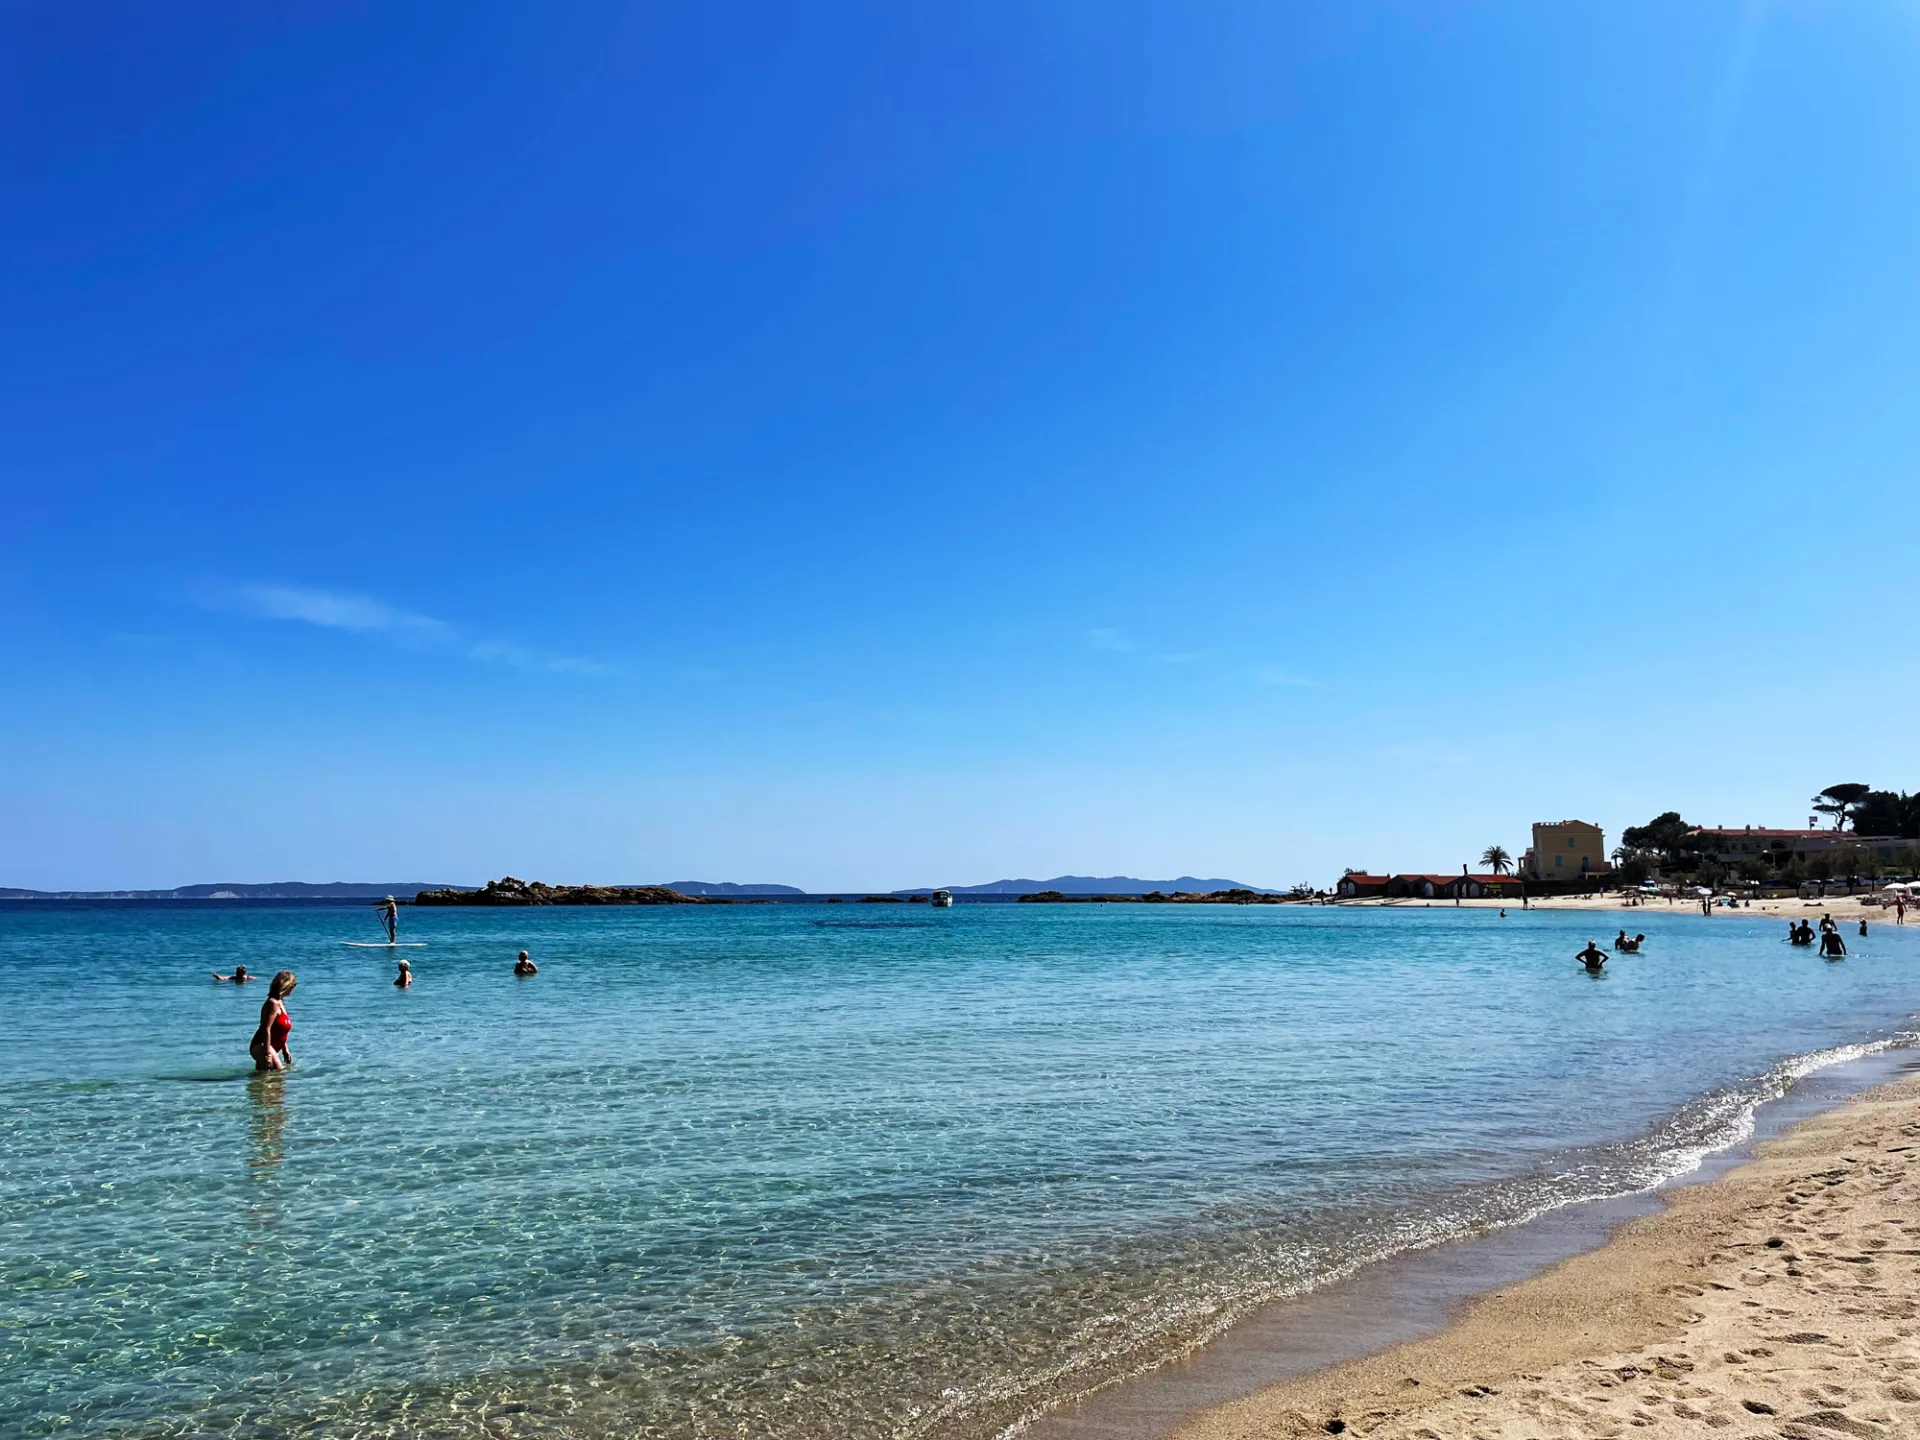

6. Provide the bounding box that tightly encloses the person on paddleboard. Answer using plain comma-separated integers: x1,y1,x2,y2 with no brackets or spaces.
374,895,398,944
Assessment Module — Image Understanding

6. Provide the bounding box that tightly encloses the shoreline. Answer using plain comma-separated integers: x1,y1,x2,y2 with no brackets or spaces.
1021,1046,1920,1440
1338,892,1907,921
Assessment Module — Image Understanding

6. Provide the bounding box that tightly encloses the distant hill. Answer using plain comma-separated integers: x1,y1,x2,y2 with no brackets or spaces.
659,881,808,896
0,882,466,900
897,875,1280,896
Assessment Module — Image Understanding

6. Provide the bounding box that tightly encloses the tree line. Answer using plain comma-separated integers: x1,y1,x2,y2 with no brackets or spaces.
1611,784,1920,887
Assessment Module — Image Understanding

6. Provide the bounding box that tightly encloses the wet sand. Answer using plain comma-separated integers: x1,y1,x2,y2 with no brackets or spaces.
1155,1070,1920,1440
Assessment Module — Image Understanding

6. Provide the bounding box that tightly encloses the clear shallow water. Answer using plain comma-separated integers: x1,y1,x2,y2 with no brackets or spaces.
3,901,1918,1439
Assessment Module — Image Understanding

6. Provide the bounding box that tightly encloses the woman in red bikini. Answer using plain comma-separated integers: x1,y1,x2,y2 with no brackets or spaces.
251,970,297,1072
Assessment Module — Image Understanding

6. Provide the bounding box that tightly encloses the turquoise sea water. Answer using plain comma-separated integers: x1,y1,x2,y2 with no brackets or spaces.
3,900,1919,1438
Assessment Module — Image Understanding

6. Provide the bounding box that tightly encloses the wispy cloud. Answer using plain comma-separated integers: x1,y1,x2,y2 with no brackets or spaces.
1088,627,1135,652
217,584,611,676
1249,665,1314,688
237,585,449,638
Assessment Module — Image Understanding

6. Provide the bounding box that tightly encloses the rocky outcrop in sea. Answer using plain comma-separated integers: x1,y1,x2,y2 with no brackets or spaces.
413,877,715,906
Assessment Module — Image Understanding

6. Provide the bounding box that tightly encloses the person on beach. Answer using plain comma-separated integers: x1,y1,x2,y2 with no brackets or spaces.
394,957,412,989
212,965,253,983
374,895,398,944
1576,940,1609,972
1897,894,1907,925
250,971,296,1072
514,949,538,976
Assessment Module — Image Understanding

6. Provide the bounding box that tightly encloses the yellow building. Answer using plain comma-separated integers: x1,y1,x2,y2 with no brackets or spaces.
1522,819,1609,880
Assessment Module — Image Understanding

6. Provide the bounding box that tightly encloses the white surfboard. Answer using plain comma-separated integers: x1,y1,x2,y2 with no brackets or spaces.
341,941,428,948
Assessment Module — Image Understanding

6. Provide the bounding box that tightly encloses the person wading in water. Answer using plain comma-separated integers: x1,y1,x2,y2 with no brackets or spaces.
251,971,297,1072
1575,940,1609,972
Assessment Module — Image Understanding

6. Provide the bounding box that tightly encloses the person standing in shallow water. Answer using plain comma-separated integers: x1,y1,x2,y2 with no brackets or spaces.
394,958,412,989
1575,940,1609,972
251,970,296,1071
514,949,538,976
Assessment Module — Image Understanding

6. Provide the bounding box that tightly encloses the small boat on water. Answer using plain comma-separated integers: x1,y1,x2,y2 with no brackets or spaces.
930,889,953,909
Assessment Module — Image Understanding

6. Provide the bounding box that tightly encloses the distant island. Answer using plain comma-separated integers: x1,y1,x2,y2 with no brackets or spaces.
1016,888,1285,904
0,881,462,901
3,874,1289,904
895,875,1280,896
662,881,807,896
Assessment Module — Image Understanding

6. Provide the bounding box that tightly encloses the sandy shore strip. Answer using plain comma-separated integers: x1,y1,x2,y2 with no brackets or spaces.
1168,1073,1920,1440
1340,893,1908,922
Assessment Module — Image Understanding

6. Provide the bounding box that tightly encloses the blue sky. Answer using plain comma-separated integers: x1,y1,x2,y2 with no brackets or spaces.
4,2,1918,891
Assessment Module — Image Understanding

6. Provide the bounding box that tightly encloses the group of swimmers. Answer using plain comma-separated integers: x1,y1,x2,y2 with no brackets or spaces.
1573,931,1652,971
1787,912,1862,957
391,950,538,988
213,948,541,1071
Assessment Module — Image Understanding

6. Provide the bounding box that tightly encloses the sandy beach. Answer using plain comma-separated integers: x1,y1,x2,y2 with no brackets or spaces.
1344,893,1911,924
1171,1072,1920,1440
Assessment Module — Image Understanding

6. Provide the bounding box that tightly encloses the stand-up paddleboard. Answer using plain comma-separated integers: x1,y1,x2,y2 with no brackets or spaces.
341,941,428,947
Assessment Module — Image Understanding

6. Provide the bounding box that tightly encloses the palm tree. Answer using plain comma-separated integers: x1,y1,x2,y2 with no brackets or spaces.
1480,844,1512,875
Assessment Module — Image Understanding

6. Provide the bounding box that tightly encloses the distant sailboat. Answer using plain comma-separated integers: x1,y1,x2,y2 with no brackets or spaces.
930,889,953,908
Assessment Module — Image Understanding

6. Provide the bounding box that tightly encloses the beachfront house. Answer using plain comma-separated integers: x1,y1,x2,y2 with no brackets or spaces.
1521,820,1608,880
1335,873,1391,898
1384,873,1523,900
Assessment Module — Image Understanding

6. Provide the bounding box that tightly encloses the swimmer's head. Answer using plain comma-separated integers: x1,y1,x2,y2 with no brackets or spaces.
233,965,249,979
518,950,529,961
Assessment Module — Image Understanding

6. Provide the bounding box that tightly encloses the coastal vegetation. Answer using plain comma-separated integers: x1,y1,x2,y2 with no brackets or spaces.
1614,784,1920,890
